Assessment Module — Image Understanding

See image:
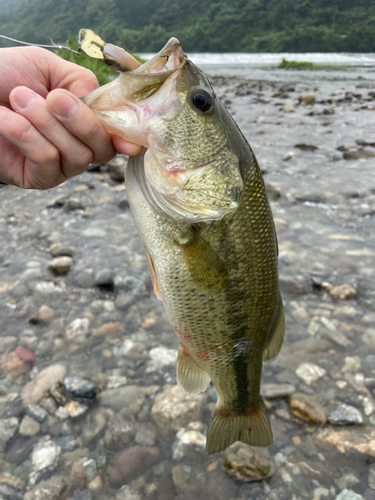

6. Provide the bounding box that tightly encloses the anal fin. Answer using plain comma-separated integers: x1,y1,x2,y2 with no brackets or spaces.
145,247,162,300
263,300,285,362
177,344,211,394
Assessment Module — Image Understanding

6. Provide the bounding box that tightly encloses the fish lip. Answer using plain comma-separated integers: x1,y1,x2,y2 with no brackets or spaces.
135,38,186,75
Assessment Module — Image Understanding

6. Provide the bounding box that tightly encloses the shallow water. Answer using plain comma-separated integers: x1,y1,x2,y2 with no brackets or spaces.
0,62,375,500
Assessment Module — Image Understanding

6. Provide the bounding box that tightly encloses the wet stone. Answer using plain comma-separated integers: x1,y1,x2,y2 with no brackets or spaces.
223,442,273,482
19,415,40,436
172,428,206,460
135,421,158,447
0,484,23,500
329,405,363,425
29,305,55,324
335,490,364,500
146,346,178,373
151,384,207,437
22,364,67,406
6,436,39,465
63,377,97,401
288,393,326,424
48,256,73,275
99,385,145,413
299,91,316,104
94,269,114,290
261,383,295,399
106,155,127,182
295,362,326,385
26,404,48,423
31,436,61,472
363,329,375,349
24,476,69,500
64,318,90,344
80,408,108,448
0,417,19,452
49,242,74,258
315,426,375,457
56,401,89,419
107,445,161,488
103,414,136,451
55,435,77,452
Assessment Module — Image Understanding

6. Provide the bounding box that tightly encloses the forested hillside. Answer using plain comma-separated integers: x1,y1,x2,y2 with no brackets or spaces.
1,0,374,52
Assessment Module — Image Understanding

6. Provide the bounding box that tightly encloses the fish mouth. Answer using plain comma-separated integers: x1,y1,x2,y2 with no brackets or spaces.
135,38,186,75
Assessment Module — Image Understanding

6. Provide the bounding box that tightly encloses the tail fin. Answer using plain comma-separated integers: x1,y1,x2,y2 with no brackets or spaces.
206,396,273,455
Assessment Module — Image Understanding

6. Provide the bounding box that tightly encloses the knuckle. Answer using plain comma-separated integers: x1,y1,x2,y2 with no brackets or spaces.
42,145,60,165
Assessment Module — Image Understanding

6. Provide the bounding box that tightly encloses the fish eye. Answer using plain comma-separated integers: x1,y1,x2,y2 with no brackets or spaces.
191,89,213,112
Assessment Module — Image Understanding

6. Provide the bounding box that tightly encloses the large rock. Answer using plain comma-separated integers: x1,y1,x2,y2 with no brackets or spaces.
107,446,161,487
223,442,273,482
21,364,67,406
151,384,207,437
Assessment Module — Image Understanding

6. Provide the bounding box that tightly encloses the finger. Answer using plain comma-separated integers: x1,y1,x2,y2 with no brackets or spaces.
11,86,95,179
112,135,142,156
0,106,64,189
47,89,117,164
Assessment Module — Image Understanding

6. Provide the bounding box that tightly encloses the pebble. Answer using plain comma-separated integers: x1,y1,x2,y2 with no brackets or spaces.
363,329,375,349
288,393,326,424
172,428,207,460
107,445,161,487
64,318,90,344
19,415,40,436
56,401,88,419
223,442,273,482
31,436,61,472
99,385,145,413
151,384,207,436
88,475,103,491
296,362,326,385
0,417,19,452
265,183,281,201
26,404,48,423
1,351,31,377
24,476,68,500
335,490,364,500
82,227,107,237
93,322,121,337
261,383,295,399
103,414,136,451
299,91,316,105
329,405,363,425
55,435,77,451
146,346,178,373
21,364,67,406
135,422,158,447
341,356,361,373
48,256,73,275
282,105,296,113
49,242,74,257
329,284,356,300
29,305,56,324
115,485,141,500
94,268,114,289
35,281,60,294
107,155,126,182
80,408,108,447
63,376,97,401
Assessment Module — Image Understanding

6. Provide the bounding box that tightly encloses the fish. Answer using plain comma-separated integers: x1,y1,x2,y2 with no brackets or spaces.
82,36,284,454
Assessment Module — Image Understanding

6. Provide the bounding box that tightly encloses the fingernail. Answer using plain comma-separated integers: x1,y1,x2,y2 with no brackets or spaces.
50,93,79,119
12,87,39,109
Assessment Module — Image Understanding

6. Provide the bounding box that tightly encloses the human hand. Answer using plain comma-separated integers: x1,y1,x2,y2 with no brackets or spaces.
0,46,141,189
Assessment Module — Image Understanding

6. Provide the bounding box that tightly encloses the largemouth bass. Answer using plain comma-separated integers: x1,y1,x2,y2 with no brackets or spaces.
82,37,284,454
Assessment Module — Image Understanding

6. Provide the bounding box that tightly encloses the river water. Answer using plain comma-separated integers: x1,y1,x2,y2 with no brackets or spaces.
0,55,374,500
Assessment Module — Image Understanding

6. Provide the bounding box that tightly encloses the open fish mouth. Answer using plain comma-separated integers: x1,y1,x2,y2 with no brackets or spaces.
135,38,186,74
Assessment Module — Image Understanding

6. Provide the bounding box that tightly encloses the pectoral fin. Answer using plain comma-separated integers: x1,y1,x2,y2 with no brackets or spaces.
179,228,229,294
177,344,211,394
263,300,285,362
145,248,162,300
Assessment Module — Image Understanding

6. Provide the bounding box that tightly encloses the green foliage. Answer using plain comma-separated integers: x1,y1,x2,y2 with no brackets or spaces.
278,57,347,70
1,0,375,53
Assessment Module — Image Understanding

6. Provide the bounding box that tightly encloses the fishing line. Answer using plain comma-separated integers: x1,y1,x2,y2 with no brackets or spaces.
0,34,81,54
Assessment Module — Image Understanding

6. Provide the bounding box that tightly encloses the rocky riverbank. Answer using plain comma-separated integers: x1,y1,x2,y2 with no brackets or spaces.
0,65,374,500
